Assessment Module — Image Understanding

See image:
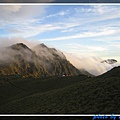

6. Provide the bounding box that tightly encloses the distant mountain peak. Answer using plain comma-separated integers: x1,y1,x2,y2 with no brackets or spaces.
101,59,117,64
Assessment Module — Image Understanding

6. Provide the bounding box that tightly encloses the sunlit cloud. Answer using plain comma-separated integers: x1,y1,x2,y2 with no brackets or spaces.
41,28,118,41
0,5,120,62
64,52,120,76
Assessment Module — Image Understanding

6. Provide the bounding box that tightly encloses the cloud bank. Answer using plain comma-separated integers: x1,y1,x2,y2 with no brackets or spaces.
0,37,120,76
0,37,39,48
64,52,120,76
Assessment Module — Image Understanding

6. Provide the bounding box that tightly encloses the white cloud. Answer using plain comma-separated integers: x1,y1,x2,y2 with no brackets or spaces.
41,27,118,41
4,22,81,38
64,52,120,76
75,5,119,15
107,41,120,49
5,24,61,38
92,5,112,14
65,43,107,52
46,9,69,18
73,5,120,29
64,42,120,61
1,5,120,39
61,43,110,59
61,28,74,33
0,5,47,22
1,5,21,13
0,37,39,48
0,5,120,62
0,5,50,38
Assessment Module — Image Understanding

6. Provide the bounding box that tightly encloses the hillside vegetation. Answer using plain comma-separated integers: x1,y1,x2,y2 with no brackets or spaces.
0,67,120,114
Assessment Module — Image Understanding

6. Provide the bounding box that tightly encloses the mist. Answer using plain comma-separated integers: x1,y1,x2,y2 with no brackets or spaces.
0,38,66,66
0,37,39,48
32,44,66,71
64,52,120,76
0,38,41,65
0,38,66,70
0,38,120,76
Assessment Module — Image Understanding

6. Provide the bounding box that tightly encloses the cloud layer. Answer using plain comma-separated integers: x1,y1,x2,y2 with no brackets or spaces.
0,5,120,62
0,37,39,48
64,52,120,76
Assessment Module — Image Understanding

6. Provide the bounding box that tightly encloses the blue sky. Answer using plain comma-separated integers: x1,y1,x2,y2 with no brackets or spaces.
0,5,120,61
0,0,120,3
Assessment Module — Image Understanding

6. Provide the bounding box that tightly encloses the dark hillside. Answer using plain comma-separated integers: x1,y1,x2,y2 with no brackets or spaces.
99,66,120,77
0,66,119,113
0,75,88,108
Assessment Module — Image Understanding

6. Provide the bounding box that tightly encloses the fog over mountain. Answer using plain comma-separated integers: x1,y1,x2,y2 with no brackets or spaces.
32,43,81,75
0,38,39,48
0,43,48,76
0,43,81,77
64,52,120,76
0,39,119,76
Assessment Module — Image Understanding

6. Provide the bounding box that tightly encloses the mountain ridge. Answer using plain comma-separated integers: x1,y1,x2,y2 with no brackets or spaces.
101,59,117,64
0,65,120,113
0,43,87,77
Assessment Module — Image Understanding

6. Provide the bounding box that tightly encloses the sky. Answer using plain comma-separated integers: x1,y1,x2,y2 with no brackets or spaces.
0,5,120,61
1,0,120,3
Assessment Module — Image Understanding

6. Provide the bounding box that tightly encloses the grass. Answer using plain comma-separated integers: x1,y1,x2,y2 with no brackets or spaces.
0,67,120,114
0,75,88,110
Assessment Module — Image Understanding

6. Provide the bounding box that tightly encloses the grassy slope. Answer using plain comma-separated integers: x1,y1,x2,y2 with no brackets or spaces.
0,67,120,114
0,75,88,113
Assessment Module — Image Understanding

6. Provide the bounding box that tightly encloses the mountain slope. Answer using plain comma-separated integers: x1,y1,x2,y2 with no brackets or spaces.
33,43,81,75
99,66,120,77
0,66,119,113
79,68,94,77
0,43,81,77
64,52,120,76
0,43,48,77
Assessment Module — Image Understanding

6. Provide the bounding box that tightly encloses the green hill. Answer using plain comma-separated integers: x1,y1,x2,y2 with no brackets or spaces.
0,66,119,114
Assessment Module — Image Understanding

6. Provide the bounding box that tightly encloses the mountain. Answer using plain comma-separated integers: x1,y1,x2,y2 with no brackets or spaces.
101,59,117,64
100,66,120,78
0,43,82,77
63,52,120,76
0,43,48,77
79,68,94,77
0,64,119,113
33,43,81,75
